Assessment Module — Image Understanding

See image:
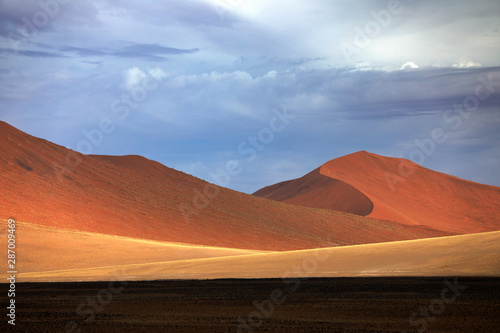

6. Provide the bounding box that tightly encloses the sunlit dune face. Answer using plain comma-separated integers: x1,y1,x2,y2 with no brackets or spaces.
6,225,499,282
0,123,452,253
256,150,500,234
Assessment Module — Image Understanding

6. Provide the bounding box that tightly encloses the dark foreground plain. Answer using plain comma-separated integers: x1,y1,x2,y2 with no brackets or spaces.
1,277,499,332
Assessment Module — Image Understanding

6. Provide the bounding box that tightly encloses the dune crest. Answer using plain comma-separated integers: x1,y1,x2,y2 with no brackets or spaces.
0,122,450,252
320,151,500,233
254,168,373,216
255,150,500,234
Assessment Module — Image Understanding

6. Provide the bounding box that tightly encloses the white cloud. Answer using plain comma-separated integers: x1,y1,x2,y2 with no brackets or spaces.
262,70,277,79
172,71,253,87
121,67,147,91
148,67,167,81
2,0,500,192
400,62,420,70
453,59,482,68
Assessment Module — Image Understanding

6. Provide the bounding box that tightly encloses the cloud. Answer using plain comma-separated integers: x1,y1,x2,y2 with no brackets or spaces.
141,67,500,154
0,0,99,37
0,47,67,58
122,43,199,56
122,67,147,91
61,46,108,57
111,43,200,61
120,66,168,92
453,59,483,68
400,62,419,70
98,0,241,28
0,42,199,61
1,0,500,193
148,67,167,81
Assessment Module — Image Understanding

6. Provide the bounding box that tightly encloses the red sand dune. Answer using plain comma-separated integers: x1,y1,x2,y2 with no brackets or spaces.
254,168,373,216
254,151,500,234
0,121,451,251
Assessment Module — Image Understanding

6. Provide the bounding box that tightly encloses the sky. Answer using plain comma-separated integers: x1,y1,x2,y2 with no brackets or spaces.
1,0,499,193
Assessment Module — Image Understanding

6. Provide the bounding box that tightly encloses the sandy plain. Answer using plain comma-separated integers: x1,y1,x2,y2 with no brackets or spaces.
3,221,498,282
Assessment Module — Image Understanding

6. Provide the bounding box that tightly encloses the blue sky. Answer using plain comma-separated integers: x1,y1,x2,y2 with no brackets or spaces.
1,0,499,193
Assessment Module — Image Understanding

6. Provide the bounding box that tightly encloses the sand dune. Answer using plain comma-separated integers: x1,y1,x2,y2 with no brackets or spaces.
254,168,373,216
255,151,500,234
2,122,498,284
92,154,177,178
11,231,500,282
0,220,266,274
0,122,452,251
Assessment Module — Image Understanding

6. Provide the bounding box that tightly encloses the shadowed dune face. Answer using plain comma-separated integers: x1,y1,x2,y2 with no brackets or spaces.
254,168,373,216
320,151,500,234
255,150,500,235
0,122,451,251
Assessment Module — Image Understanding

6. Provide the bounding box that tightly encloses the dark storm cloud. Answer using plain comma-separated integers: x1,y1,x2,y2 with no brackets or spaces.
0,47,67,58
123,44,199,56
0,0,99,37
64,43,200,61
61,43,199,58
0,1,50,37
60,47,108,57
1,0,499,192
111,44,200,61
283,67,500,121
2,42,199,61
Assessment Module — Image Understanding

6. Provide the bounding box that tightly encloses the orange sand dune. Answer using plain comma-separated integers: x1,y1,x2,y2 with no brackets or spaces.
255,151,500,234
93,154,177,178
0,122,451,251
11,231,500,282
254,168,373,216
321,151,500,233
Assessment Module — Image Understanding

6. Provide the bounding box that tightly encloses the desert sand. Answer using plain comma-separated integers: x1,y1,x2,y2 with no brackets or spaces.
0,122,453,252
322,151,500,233
6,225,499,282
1,122,499,285
0,220,266,274
254,168,374,215
255,151,500,234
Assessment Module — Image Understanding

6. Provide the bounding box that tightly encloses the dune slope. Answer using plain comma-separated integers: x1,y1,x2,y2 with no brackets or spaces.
255,151,500,234
321,151,500,233
0,220,266,274
11,231,500,282
0,122,451,251
254,168,373,216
